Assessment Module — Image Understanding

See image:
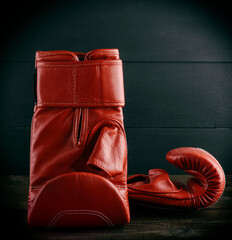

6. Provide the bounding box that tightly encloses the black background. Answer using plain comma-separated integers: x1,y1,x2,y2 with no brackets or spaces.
1,0,232,175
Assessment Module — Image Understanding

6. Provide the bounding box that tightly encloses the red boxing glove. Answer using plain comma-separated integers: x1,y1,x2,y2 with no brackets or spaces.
128,147,225,209
28,49,130,228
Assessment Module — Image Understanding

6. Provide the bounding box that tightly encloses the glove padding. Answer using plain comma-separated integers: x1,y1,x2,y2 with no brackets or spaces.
128,147,225,209
28,49,130,228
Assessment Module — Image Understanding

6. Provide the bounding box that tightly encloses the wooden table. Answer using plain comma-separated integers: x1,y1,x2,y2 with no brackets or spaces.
1,175,231,239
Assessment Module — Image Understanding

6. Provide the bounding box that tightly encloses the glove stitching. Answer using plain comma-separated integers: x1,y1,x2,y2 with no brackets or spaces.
37,101,124,104
37,62,122,68
48,209,114,229
128,186,184,194
72,67,76,103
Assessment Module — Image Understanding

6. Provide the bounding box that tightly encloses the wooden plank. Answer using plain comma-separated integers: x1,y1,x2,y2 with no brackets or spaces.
126,127,232,174
0,127,30,175
1,62,232,128
1,0,232,62
123,62,232,128
1,175,231,211
1,127,232,175
1,175,231,239
0,62,34,127
1,175,29,210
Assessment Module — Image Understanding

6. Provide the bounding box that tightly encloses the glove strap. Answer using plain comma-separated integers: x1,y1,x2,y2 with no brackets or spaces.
36,60,125,107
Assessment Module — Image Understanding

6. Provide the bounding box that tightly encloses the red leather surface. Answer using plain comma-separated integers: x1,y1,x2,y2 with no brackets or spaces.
36,49,125,107
128,147,225,209
28,49,130,228
29,172,129,228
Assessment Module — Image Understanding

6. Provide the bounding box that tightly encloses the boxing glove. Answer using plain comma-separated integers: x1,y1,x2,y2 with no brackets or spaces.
28,49,130,228
128,147,225,209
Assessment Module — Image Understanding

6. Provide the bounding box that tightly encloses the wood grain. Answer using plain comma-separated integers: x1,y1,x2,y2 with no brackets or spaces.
1,0,232,62
1,127,231,175
1,175,231,239
1,62,232,128
1,0,232,175
123,62,232,128
126,127,231,174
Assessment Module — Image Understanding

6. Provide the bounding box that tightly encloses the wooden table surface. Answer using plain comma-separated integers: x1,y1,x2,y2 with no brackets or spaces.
1,175,231,240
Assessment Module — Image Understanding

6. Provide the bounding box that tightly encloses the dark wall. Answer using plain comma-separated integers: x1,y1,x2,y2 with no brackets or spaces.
1,0,232,175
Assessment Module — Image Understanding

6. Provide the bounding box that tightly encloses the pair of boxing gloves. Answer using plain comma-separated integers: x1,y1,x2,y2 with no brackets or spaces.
28,49,225,228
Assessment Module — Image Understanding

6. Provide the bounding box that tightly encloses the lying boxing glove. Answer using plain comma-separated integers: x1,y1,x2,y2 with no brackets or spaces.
28,49,130,228
128,147,225,209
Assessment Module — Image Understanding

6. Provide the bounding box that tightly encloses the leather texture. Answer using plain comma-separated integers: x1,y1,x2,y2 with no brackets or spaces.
128,147,225,209
28,49,130,228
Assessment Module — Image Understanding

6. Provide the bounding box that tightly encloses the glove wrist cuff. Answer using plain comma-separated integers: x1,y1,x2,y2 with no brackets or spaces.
36,59,125,107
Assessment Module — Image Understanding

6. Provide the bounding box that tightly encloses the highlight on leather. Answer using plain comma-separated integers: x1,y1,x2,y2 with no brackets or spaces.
128,147,225,210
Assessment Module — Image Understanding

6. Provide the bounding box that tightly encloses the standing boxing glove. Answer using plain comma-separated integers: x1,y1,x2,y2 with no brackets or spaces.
128,147,225,209
28,49,130,228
